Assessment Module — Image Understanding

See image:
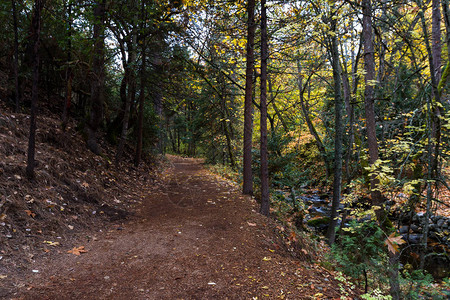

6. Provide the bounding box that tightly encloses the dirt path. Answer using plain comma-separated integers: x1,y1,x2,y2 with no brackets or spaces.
13,157,350,299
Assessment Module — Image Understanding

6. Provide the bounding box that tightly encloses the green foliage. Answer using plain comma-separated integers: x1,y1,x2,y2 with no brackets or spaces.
331,220,388,290
400,270,448,299
360,289,392,300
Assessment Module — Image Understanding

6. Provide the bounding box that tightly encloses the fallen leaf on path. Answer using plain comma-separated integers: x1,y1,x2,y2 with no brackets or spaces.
262,257,271,261
25,210,36,218
67,246,87,256
0,275,7,279
261,286,269,289
43,241,60,246
247,222,257,227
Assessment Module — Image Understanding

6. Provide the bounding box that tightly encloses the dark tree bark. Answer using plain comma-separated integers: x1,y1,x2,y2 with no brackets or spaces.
242,0,256,195
362,0,383,216
135,52,146,166
326,11,344,245
62,0,73,130
433,0,442,83
12,0,20,112
259,0,269,216
443,0,450,61
362,1,399,298
116,2,138,164
135,1,146,166
417,0,442,272
26,0,43,180
87,0,107,155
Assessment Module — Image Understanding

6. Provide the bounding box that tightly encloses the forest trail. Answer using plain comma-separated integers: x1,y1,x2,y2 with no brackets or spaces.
15,156,351,299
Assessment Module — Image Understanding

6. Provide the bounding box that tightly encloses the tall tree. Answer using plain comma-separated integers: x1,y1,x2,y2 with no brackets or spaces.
362,0,399,298
242,0,256,195
116,0,138,164
260,0,270,216
26,0,44,180
135,0,146,166
86,0,107,155
62,0,73,130
326,5,344,245
433,0,442,83
11,0,20,112
417,0,442,271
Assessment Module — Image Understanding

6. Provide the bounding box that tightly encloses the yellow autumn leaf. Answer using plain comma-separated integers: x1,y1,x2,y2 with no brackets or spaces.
43,241,60,246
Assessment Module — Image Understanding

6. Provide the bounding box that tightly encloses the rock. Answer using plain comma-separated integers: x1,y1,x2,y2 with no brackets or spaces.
410,224,420,233
407,234,422,244
437,218,446,228
399,226,409,234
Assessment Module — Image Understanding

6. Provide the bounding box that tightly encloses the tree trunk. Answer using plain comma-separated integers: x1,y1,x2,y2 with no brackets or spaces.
362,1,399,298
135,51,146,166
362,0,383,215
12,0,20,112
242,0,256,195
135,1,146,166
433,0,442,83
326,12,344,245
26,0,43,180
297,59,330,178
87,0,106,155
116,2,138,164
259,0,270,216
418,0,442,271
62,0,73,130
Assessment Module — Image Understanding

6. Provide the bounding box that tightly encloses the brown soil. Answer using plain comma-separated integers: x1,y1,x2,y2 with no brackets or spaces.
4,156,358,299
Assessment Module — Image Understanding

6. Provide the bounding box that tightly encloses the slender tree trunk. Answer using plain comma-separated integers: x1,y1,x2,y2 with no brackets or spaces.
12,0,20,112
363,1,399,298
135,1,146,166
135,52,145,166
443,0,450,61
243,0,256,195
362,0,383,215
342,57,354,183
87,0,106,155
62,0,73,130
259,0,269,216
297,59,330,178
116,3,137,164
417,0,442,270
326,12,344,245
433,0,442,83
26,0,43,180
153,87,163,154
269,75,288,132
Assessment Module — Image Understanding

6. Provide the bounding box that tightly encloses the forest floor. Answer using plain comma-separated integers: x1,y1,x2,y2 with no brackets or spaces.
3,155,359,299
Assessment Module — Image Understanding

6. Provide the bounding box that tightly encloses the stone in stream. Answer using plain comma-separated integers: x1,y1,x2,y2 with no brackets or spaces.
437,218,446,228
399,226,409,234
403,234,422,244
410,224,421,233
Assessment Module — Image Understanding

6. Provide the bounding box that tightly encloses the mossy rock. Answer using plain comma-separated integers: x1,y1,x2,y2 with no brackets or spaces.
307,217,331,227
